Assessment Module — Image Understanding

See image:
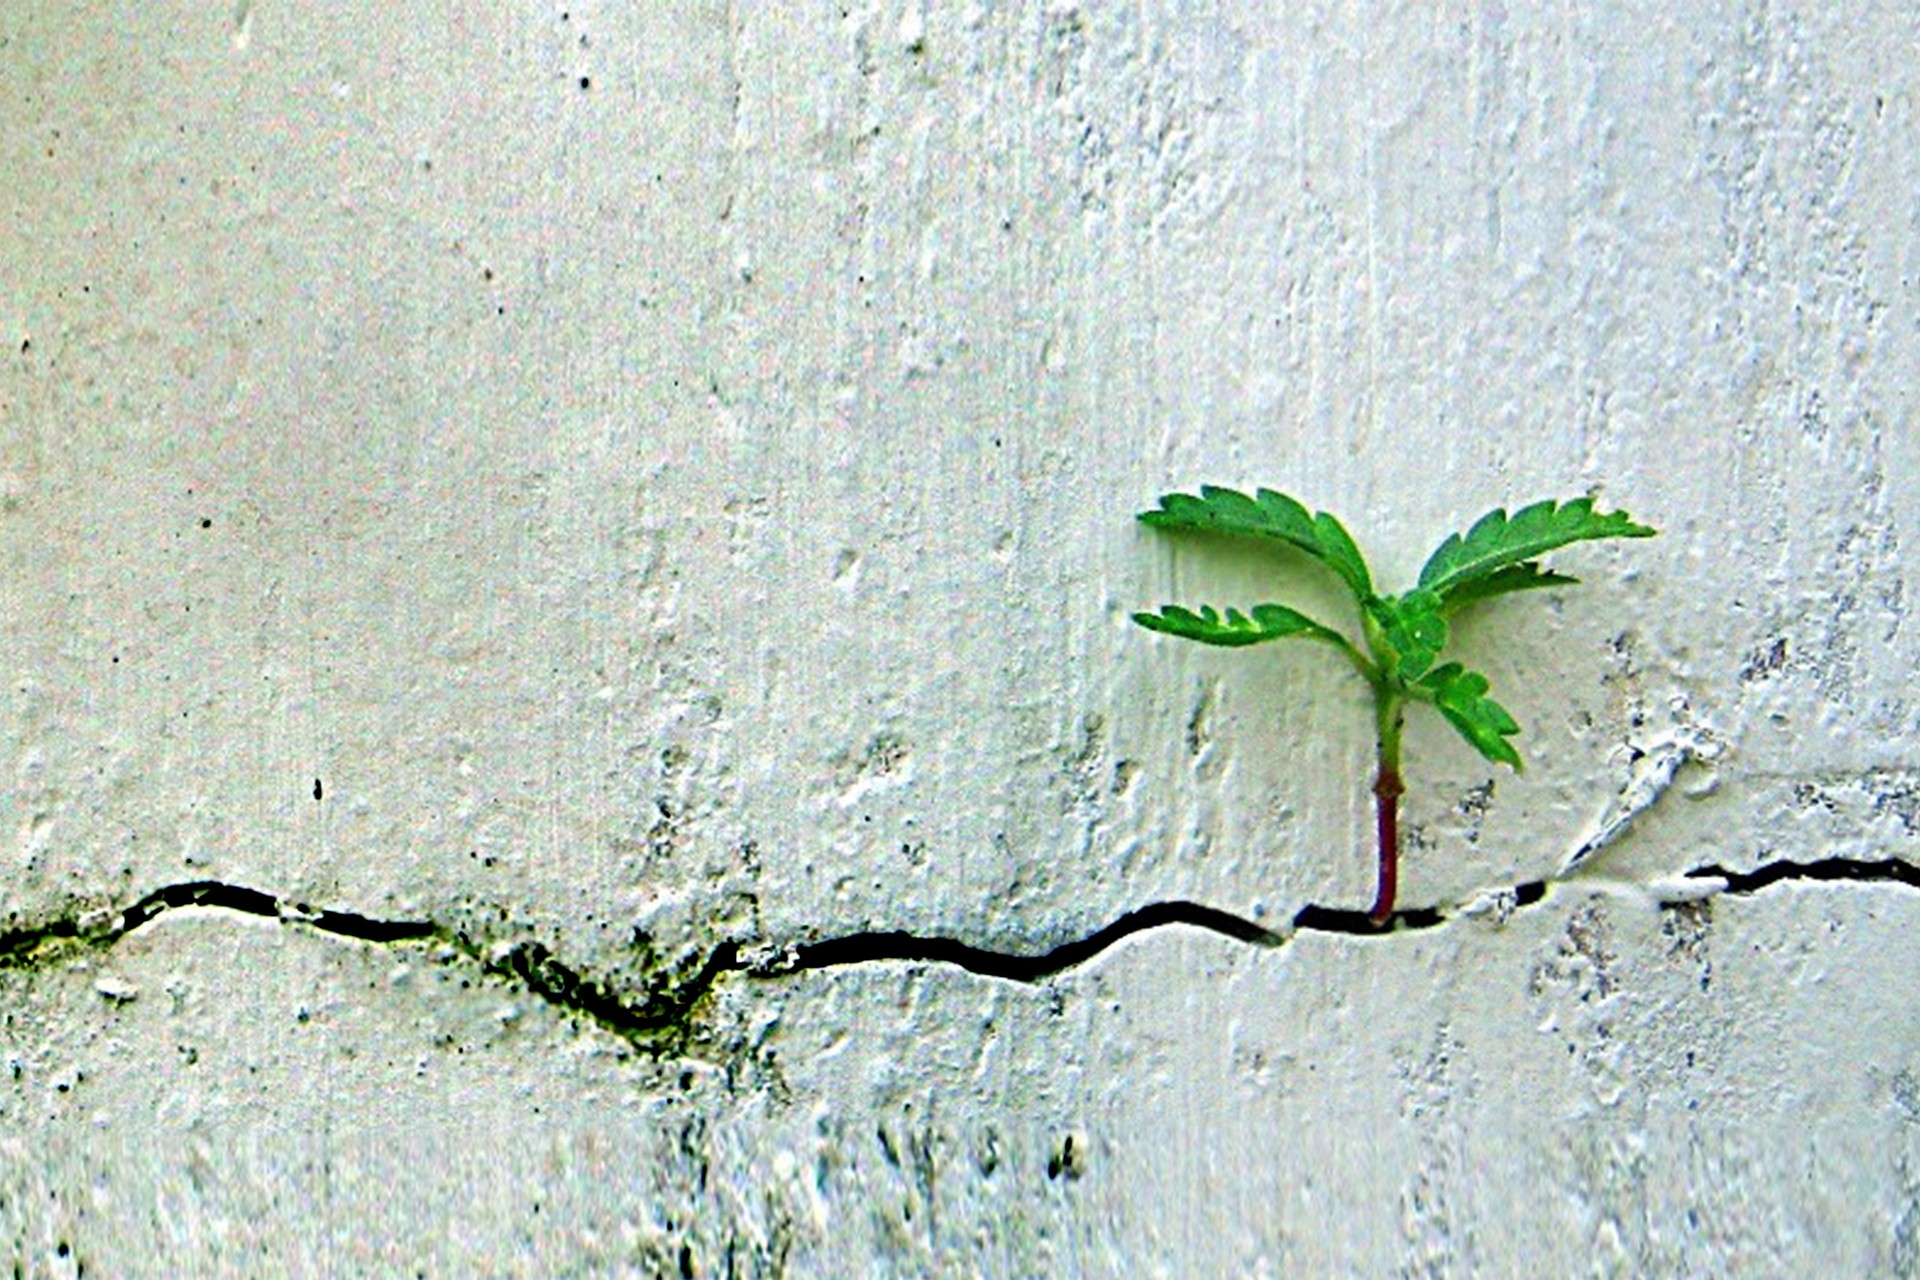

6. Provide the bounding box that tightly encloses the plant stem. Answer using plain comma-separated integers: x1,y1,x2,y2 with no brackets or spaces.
1368,691,1406,925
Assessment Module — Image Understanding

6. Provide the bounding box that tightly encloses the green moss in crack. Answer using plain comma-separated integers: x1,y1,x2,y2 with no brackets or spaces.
1135,487,1655,924
0,919,92,971
0,886,739,1058
0,900,128,971
430,923,741,1055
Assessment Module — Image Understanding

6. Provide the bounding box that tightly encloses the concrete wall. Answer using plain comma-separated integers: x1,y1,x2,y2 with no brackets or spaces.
4,2,1917,1274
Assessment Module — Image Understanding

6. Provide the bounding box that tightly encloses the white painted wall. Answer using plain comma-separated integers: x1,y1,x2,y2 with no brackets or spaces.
3,2,1917,1274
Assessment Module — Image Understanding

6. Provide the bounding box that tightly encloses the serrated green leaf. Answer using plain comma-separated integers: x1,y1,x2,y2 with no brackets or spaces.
1363,590,1448,682
1437,562,1580,613
1138,486,1374,601
1132,602,1350,650
1307,510,1373,602
1416,662,1523,770
1418,497,1654,603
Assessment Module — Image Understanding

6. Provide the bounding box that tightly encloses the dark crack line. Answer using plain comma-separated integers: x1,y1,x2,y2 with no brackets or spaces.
117,880,440,943
2,858,1915,1051
0,881,729,1049
1685,857,1920,894
784,900,1288,982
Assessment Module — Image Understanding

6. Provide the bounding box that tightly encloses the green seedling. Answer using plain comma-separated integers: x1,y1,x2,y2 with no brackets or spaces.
1133,487,1655,924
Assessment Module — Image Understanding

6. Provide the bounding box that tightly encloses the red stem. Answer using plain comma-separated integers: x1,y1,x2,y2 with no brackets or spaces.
1368,765,1404,925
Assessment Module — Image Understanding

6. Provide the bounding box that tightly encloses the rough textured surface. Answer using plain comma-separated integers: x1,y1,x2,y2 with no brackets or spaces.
3,2,1916,1274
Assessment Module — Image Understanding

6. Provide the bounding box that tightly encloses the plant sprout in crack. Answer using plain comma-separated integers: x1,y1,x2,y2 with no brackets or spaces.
1133,487,1655,925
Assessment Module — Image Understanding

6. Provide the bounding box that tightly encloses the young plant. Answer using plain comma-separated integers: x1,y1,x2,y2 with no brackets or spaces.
1133,488,1655,924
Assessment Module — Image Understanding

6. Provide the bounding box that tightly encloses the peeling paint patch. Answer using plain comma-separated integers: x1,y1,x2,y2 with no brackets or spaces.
1562,724,1724,874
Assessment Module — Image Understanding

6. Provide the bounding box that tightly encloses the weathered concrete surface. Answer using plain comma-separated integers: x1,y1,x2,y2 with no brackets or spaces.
7,887,1920,1275
3,1,1917,1274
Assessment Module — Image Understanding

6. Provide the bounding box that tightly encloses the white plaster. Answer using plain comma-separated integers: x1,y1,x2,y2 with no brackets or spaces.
3,1,1918,1273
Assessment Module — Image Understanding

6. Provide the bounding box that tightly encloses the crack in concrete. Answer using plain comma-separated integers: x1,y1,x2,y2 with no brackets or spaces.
765,901,1288,982
1682,857,1920,894
0,881,735,1052
1,856,1912,1052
